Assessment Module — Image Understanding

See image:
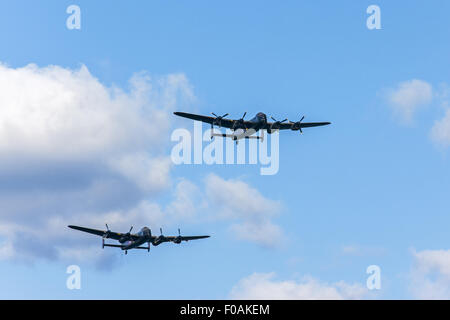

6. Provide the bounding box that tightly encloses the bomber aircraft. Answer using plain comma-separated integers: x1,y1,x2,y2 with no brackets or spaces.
68,225,210,255
174,111,331,143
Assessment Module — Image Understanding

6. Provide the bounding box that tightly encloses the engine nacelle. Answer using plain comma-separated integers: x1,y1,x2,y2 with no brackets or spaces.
119,236,129,243
268,123,281,134
153,235,165,246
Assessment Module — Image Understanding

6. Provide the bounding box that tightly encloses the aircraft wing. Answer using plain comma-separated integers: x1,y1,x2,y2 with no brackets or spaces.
166,235,210,242
68,225,139,241
275,121,331,130
174,112,237,129
179,235,210,241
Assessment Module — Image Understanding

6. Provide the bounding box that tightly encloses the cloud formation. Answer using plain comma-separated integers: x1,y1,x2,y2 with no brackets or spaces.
409,248,450,299
0,63,285,269
430,107,450,148
205,174,284,247
230,272,368,300
383,79,450,149
386,79,433,123
0,63,195,267
340,244,386,257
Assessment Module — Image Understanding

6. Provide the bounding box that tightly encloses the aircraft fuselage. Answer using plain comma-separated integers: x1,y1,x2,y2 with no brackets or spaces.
121,227,152,250
212,112,267,142
235,112,267,132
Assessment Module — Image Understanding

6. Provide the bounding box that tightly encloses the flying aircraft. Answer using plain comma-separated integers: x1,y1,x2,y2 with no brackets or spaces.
68,225,210,255
174,111,331,143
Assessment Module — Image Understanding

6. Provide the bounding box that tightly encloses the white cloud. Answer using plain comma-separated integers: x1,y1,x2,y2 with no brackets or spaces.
430,109,450,148
0,63,195,267
108,154,173,192
205,174,281,218
409,248,450,299
205,174,284,247
340,244,386,257
165,179,206,222
230,272,368,300
387,79,433,123
0,63,285,267
230,221,283,247
384,79,450,148
0,63,195,184
0,65,150,158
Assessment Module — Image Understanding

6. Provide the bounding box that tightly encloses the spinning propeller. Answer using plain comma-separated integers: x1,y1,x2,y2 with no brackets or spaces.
269,116,288,132
118,226,134,243
289,116,305,133
211,113,229,128
232,112,247,131
174,228,182,244
124,226,133,239
103,224,111,238
159,228,166,240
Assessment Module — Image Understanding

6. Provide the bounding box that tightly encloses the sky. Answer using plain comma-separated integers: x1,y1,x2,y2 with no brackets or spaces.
0,0,450,299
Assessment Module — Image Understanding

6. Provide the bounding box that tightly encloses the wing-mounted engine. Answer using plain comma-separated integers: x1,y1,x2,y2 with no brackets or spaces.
103,223,112,239
119,226,134,243
268,117,288,134
289,116,305,133
173,228,182,244
153,228,166,246
211,112,229,128
232,112,247,131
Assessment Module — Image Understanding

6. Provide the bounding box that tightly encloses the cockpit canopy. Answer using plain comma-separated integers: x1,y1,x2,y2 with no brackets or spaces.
250,112,267,123
137,227,151,237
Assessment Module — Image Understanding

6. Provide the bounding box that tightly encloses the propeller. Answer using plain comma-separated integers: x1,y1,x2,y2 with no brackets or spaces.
125,226,133,238
149,227,165,246
289,116,305,134
160,227,167,242
174,228,182,244
271,117,288,123
103,223,111,238
270,117,288,132
211,113,229,128
119,226,133,243
232,112,247,131
158,227,167,240
102,223,112,248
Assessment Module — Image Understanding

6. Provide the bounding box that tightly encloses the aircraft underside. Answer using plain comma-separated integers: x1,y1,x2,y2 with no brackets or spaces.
211,128,264,143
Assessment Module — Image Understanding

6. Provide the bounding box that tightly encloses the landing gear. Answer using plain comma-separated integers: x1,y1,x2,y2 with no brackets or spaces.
125,250,128,255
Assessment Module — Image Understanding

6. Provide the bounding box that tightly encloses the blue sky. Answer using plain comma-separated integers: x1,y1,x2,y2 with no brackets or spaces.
0,1,450,299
